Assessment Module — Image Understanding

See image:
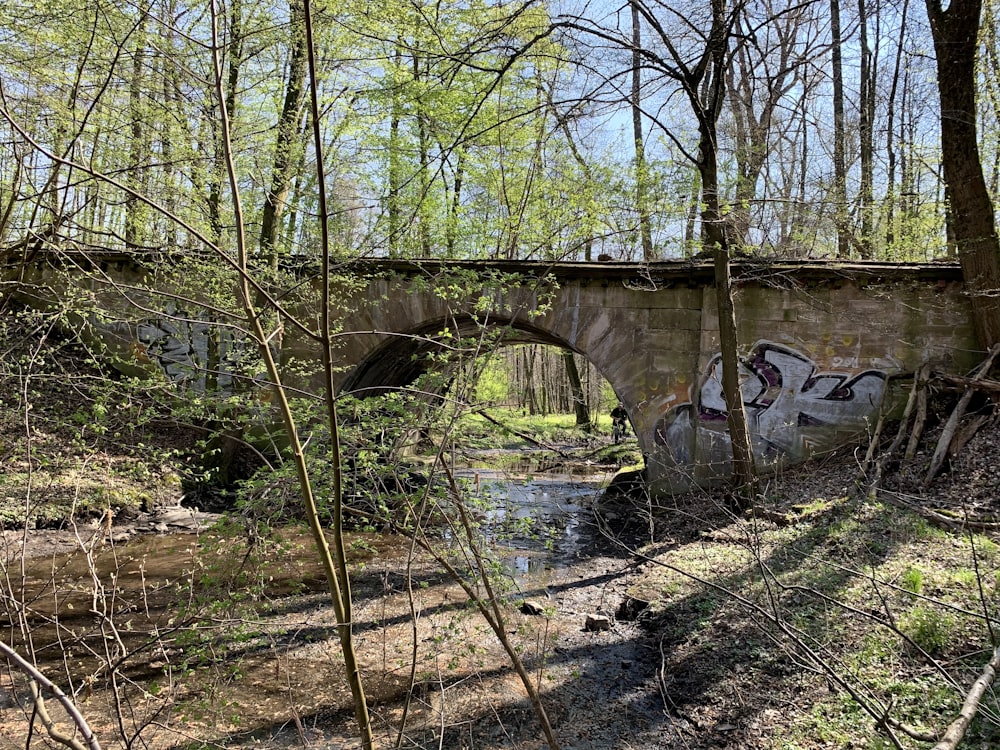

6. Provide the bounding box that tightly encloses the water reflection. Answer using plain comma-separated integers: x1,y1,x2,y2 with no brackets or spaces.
459,472,608,578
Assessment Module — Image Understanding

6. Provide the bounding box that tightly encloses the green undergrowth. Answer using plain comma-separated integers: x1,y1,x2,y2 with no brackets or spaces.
0,466,182,528
445,408,641,464
631,486,1000,748
449,409,601,448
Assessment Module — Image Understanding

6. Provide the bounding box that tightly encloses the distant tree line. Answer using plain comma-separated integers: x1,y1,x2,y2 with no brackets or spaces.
1,0,999,268
479,345,610,424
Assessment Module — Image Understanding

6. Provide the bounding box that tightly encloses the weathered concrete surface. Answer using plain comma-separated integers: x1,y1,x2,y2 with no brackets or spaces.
4,255,980,495
320,259,978,493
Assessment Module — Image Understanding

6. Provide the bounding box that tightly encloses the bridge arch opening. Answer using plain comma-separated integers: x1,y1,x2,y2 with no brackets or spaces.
344,318,575,394
338,317,631,441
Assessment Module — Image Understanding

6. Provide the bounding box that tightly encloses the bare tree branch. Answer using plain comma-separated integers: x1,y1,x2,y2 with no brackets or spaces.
0,639,101,750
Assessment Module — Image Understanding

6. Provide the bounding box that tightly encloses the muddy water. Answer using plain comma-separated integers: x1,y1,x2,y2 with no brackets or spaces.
8,474,607,664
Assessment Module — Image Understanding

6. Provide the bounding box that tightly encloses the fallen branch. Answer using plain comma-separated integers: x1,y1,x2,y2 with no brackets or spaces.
876,489,1000,533
904,371,929,460
933,645,1000,750
0,639,101,750
949,413,994,456
472,408,573,458
932,372,1000,396
924,345,1000,486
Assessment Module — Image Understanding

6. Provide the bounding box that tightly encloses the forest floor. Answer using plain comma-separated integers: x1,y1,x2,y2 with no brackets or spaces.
2,320,1000,749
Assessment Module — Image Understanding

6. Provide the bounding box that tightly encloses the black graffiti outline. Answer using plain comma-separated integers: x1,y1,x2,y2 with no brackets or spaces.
654,341,886,464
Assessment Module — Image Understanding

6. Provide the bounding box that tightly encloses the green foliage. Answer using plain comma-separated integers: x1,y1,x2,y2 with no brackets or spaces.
475,359,510,404
974,535,999,561
900,566,923,594
899,605,956,655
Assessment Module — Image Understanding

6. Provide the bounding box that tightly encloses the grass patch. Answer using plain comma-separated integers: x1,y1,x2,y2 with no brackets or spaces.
635,480,1000,748
452,409,599,447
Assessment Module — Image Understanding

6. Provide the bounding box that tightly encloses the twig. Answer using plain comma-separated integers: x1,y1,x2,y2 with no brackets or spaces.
657,634,695,745
966,514,997,647
932,645,1000,750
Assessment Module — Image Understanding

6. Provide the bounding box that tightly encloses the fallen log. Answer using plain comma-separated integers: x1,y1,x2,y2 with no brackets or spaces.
932,645,1000,750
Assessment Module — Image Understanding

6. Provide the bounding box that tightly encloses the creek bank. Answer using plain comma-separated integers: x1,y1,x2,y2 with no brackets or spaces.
2,504,222,563
10,409,1000,748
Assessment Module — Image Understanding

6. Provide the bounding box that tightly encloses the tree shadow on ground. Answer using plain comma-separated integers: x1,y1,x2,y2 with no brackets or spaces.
24,447,1000,750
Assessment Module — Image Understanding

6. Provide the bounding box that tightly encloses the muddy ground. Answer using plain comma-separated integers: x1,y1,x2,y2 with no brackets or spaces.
6,409,1000,750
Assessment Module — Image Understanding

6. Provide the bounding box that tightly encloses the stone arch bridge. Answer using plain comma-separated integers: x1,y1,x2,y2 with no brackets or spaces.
5,255,980,494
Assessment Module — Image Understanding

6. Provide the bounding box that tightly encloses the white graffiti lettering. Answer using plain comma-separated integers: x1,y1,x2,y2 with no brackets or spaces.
654,341,886,471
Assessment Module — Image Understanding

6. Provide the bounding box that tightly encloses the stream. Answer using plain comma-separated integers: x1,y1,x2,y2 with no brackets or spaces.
462,472,611,578
3,465,653,750
3,469,616,712
9,469,615,647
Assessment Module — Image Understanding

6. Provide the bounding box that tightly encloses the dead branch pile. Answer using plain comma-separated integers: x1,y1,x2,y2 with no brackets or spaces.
863,344,1000,749
866,344,1000,502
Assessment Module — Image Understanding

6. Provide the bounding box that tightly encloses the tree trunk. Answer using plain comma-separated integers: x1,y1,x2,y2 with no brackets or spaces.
830,0,850,258
858,0,875,258
523,346,539,415
985,3,1000,195
710,231,757,501
260,0,308,268
684,171,700,255
562,351,592,431
159,0,181,250
207,0,243,245
884,0,910,251
926,0,1000,348
125,12,149,251
414,53,431,256
697,0,757,500
631,1,654,260
387,42,403,257
446,149,464,255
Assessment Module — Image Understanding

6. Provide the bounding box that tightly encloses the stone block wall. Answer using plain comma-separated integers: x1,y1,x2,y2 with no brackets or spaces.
6,256,980,497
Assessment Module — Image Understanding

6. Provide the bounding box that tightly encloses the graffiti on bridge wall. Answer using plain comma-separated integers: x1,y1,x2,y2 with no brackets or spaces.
134,315,244,392
653,341,886,471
